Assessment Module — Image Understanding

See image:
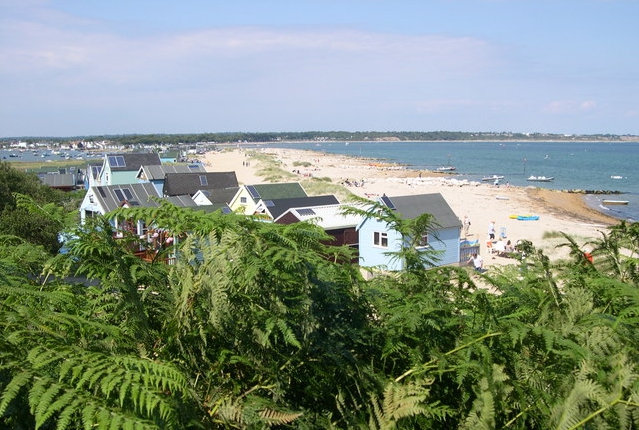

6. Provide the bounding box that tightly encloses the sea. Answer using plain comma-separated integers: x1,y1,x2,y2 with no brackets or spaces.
259,140,639,222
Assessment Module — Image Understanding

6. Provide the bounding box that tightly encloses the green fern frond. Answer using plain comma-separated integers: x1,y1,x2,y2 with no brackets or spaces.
0,370,32,416
258,408,303,425
461,386,495,430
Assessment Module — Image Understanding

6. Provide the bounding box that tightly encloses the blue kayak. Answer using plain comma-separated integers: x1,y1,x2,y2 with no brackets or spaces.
517,215,540,221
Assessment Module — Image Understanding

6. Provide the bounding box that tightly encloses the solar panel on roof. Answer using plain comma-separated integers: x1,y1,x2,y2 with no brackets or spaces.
199,175,208,186
380,195,396,210
296,208,316,216
246,185,261,199
265,200,274,207
113,189,125,202
108,156,126,167
122,188,133,200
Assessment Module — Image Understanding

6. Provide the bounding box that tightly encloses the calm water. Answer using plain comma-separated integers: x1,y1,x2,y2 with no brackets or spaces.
262,141,639,222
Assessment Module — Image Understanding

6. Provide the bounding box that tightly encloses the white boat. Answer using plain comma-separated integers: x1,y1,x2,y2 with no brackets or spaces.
481,175,505,182
436,166,456,172
527,175,554,182
610,175,623,179
602,199,629,205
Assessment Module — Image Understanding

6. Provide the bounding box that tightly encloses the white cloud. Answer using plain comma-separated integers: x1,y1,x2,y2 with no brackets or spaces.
543,100,597,114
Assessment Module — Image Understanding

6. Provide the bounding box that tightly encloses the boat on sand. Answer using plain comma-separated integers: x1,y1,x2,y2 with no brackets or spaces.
516,215,540,221
509,214,540,220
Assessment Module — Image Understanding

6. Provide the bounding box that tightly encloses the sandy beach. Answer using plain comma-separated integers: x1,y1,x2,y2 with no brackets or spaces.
203,146,619,268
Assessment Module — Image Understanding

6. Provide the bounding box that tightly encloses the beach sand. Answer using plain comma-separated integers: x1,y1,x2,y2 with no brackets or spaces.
203,146,619,268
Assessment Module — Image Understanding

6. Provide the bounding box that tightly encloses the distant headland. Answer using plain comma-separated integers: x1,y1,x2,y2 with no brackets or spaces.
1,131,638,146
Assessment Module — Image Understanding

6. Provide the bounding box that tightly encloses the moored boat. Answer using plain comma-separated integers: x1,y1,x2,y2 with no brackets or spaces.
527,175,554,182
482,175,505,182
436,166,456,172
602,199,629,205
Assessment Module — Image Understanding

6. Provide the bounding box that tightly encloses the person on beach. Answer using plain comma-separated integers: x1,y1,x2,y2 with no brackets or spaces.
462,215,471,237
468,253,484,272
494,238,506,257
488,221,496,240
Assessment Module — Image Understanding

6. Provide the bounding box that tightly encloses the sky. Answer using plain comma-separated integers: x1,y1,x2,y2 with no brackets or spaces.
1,0,638,137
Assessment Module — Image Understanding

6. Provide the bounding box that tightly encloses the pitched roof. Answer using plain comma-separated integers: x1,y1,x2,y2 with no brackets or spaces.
88,163,102,179
259,195,340,220
38,173,77,188
194,187,240,205
163,172,238,196
92,182,160,213
165,195,197,207
137,164,205,181
380,193,461,229
275,203,362,229
105,153,161,172
244,182,307,202
165,194,230,213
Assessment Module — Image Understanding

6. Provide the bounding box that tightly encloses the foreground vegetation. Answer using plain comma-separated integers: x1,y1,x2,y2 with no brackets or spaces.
2,162,639,429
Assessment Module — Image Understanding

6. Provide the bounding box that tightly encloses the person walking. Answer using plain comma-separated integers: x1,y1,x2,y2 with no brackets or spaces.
488,220,496,240
462,215,471,237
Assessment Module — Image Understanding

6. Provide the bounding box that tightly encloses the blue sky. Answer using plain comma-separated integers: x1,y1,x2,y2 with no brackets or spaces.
1,0,638,137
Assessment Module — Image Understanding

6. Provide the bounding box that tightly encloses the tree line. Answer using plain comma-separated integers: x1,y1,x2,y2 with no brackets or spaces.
3,131,635,147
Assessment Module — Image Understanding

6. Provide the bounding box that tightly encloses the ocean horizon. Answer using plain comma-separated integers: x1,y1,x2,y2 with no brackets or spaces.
261,140,639,223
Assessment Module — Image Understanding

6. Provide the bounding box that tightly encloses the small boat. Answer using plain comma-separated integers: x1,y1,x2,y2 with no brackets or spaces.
482,175,505,182
436,166,456,172
602,200,629,205
527,175,554,182
509,214,537,219
516,215,540,221
610,175,623,179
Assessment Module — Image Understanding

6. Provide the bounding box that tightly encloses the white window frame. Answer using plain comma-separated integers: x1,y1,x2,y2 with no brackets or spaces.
373,231,388,248
417,234,429,248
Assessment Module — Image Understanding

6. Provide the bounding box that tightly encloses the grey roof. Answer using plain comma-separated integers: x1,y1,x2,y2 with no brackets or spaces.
163,172,238,196
189,203,232,214
165,195,198,207
380,193,461,229
38,173,77,188
106,152,161,172
93,182,161,213
260,195,340,220
198,187,240,205
165,194,231,213
137,164,205,181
